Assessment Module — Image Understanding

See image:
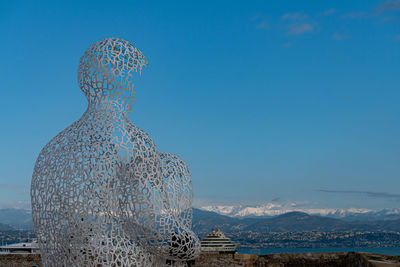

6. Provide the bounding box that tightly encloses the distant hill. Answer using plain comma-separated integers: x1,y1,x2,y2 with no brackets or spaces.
1,208,400,234
200,205,400,221
0,223,14,231
0,209,33,230
238,211,379,232
192,208,238,235
192,208,400,235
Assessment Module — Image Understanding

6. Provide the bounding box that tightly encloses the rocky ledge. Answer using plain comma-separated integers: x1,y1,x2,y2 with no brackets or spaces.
1,252,400,267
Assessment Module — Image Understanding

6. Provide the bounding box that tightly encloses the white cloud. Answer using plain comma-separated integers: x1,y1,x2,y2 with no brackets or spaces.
282,12,309,21
288,23,314,35
377,0,400,13
332,33,351,40
322,8,336,16
0,200,31,210
256,21,269,30
341,11,368,19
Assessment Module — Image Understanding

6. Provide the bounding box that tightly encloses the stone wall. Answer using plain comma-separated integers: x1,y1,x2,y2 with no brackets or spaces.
192,252,400,267
0,254,41,267
191,252,369,267
192,253,259,267
256,252,370,267
1,252,400,266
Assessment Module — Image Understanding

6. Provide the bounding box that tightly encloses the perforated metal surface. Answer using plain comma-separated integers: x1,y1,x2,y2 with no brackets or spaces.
31,38,200,266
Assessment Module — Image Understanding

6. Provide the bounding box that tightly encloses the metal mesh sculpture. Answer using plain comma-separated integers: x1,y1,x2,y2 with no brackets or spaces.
31,38,200,266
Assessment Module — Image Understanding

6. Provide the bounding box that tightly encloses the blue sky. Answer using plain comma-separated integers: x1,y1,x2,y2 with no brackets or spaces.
0,0,399,210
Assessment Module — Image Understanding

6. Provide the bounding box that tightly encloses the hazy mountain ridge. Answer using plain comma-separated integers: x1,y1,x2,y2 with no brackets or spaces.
199,205,400,221
2,208,400,235
0,208,33,230
0,223,14,231
192,209,400,236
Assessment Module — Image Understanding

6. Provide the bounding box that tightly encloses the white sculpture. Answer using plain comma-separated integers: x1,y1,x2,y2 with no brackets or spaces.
31,38,200,266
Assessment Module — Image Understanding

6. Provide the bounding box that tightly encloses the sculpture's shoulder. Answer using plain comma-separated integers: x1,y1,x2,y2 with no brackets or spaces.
123,119,159,154
33,120,82,172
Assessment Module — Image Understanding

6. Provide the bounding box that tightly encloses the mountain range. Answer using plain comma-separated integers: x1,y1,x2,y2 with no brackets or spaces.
0,208,33,230
199,205,400,221
1,208,400,234
192,208,400,236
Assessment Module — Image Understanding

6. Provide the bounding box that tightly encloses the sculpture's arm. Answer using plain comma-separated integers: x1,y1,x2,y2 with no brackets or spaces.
158,152,200,260
117,124,199,261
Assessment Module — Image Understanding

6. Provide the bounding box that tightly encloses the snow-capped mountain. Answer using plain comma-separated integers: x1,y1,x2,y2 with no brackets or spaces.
199,204,400,221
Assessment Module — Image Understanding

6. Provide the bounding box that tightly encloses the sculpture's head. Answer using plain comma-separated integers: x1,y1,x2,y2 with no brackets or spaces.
78,38,147,113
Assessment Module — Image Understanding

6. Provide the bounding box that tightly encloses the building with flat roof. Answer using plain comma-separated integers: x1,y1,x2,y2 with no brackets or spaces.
0,240,39,254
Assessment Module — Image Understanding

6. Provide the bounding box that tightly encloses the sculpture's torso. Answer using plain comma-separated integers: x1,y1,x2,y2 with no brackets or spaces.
31,38,200,267
31,107,160,266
